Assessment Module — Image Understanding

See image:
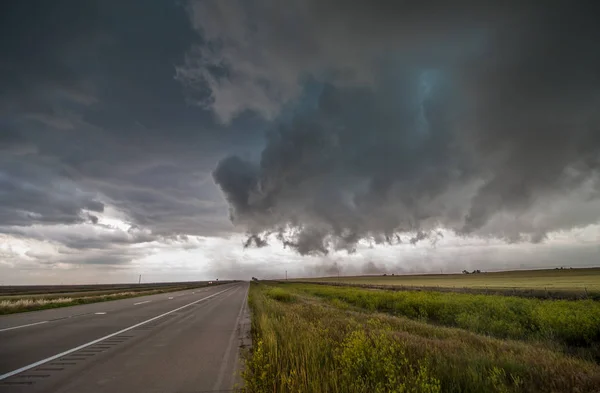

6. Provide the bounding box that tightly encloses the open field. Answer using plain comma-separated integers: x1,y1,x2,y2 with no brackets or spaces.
301,267,600,290
0,281,233,315
297,268,600,299
242,282,600,393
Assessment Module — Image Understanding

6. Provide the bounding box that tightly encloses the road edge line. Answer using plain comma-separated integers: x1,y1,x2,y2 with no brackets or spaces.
0,320,49,333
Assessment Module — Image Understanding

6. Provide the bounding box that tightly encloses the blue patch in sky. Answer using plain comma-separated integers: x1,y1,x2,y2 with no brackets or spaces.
416,69,441,136
276,77,325,125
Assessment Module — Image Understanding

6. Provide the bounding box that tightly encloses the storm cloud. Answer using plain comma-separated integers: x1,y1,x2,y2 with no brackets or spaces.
0,1,265,254
179,0,600,254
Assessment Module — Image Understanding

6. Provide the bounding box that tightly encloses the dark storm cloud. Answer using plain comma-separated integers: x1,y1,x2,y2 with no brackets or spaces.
0,159,104,226
4,224,157,251
179,0,600,254
0,0,266,255
24,245,147,267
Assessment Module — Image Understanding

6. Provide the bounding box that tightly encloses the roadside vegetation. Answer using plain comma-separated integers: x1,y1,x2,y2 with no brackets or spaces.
242,282,600,393
0,282,229,315
291,283,600,360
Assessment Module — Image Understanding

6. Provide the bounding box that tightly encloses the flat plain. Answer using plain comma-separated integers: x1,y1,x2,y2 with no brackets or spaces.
301,267,600,291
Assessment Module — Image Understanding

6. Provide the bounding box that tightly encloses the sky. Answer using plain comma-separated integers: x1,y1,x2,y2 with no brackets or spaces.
1,0,599,284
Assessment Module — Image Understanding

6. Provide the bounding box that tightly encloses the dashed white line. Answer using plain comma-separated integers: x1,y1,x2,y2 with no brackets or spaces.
0,289,207,334
0,320,49,333
0,286,233,381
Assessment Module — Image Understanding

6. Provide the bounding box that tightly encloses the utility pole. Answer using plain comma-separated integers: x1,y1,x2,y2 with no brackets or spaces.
138,274,142,285
285,270,288,280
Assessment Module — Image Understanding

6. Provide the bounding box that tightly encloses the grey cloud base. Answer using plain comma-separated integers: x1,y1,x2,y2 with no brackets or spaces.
200,0,600,254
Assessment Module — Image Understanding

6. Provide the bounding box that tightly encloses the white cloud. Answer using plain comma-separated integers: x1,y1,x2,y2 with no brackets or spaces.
1,222,599,284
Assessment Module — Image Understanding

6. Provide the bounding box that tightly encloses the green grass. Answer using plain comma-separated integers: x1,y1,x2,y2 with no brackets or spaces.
0,283,225,315
266,287,297,303
301,268,600,291
286,283,600,360
242,282,600,393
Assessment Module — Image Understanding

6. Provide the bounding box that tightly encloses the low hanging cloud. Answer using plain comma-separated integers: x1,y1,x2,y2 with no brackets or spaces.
0,159,105,226
180,0,600,255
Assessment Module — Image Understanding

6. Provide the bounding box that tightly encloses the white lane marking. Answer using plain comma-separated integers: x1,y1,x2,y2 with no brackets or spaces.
95,312,106,315
213,285,247,391
168,297,174,300
0,320,49,333
0,289,208,333
230,284,250,388
0,286,233,381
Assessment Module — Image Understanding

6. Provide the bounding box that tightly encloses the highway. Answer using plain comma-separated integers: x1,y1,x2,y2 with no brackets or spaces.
0,282,250,393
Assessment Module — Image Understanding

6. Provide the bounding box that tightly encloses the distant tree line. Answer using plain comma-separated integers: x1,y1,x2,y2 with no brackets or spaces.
462,269,483,274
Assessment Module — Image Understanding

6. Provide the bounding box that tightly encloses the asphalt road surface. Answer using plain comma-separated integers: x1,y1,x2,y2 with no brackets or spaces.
0,282,250,393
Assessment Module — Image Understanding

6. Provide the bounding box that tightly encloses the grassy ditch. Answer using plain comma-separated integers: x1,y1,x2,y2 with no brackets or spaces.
242,282,600,393
287,283,600,360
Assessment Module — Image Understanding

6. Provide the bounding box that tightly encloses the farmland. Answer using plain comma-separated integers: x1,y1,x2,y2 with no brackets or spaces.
302,267,600,291
0,281,232,315
242,281,600,393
